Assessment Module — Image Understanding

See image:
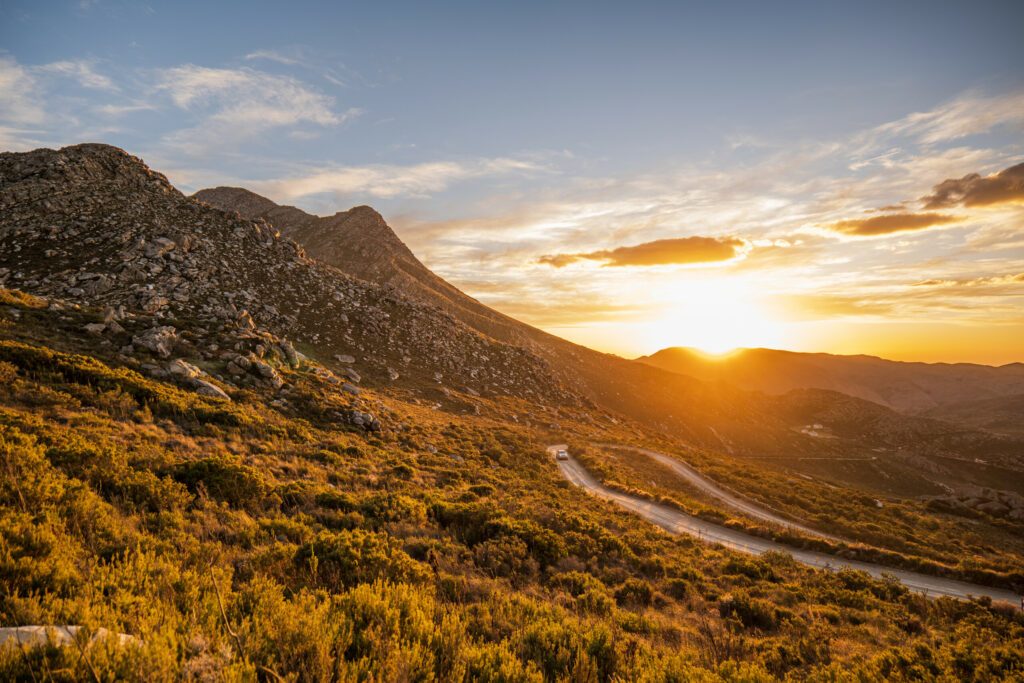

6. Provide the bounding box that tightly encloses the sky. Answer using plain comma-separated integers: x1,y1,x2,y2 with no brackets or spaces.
2,1,1023,364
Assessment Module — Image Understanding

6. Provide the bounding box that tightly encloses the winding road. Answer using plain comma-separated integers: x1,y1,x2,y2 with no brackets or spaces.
598,443,841,541
549,445,1021,606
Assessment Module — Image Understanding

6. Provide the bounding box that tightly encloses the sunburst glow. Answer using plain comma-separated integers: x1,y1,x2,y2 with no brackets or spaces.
644,278,786,355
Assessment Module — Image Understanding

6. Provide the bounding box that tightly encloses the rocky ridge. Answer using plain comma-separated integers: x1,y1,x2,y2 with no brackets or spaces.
0,144,576,408
193,186,542,346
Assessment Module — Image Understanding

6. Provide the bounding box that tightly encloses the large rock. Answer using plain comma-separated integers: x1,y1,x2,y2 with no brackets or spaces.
0,625,137,649
132,326,178,358
167,358,203,379
193,379,230,400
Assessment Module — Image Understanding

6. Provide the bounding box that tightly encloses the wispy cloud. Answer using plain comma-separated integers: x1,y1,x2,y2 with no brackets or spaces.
243,47,368,88
94,102,156,116
253,157,549,200
912,272,1024,289
157,65,347,126
0,56,45,126
244,49,303,66
36,59,117,91
155,64,359,153
871,90,1024,145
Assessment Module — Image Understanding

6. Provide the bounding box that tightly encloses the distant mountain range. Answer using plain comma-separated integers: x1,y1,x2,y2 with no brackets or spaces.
638,347,1024,435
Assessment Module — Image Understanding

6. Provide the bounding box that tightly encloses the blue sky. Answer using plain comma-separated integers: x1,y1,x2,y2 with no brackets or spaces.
2,1,1024,362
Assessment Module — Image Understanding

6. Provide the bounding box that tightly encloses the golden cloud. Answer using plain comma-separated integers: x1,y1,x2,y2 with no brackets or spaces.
539,236,747,268
911,273,1024,289
921,162,1024,209
826,212,960,237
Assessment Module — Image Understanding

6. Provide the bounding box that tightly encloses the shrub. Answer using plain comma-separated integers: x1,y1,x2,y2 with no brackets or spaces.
614,578,654,607
294,529,430,589
718,592,789,631
171,456,268,509
473,536,539,584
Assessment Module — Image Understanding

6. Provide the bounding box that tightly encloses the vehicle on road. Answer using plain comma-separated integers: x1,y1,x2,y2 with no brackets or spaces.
555,449,569,461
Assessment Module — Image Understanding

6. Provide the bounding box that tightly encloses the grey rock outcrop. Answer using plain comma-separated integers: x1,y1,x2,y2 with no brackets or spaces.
0,144,576,406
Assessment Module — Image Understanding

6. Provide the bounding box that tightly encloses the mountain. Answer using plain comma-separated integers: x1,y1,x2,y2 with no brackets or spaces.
194,187,536,345
923,392,1024,437
191,186,785,446
637,346,1024,416
0,144,575,409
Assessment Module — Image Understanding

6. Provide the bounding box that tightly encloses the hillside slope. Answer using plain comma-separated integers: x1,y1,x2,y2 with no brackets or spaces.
194,187,537,345
2,286,1022,679
5,144,1022,500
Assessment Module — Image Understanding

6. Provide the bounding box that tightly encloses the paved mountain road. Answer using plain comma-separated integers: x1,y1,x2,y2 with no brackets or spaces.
548,445,1021,606
597,443,842,541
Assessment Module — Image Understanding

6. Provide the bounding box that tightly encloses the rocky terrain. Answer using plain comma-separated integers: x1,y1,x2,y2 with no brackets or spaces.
0,144,577,412
194,186,539,346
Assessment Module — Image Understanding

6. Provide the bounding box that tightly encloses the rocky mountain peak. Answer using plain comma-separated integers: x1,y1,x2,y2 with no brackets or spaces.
194,186,279,216
1,144,577,408
1,143,175,200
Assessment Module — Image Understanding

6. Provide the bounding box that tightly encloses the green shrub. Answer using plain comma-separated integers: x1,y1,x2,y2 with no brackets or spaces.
615,578,654,607
171,456,268,509
718,592,788,631
294,529,430,589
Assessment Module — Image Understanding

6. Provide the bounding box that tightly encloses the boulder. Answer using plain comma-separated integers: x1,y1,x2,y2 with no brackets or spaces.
144,237,176,258
280,340,300,367
167,358,203,380
193,379,230,400
0,625,137,649
132,325,177,358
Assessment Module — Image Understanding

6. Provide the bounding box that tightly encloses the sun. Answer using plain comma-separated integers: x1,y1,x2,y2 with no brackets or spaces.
643,277,786,355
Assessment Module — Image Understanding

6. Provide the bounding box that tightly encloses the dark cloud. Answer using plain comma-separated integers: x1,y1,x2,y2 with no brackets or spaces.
921,161,1024,209
826,212,960,237
539,236,746,268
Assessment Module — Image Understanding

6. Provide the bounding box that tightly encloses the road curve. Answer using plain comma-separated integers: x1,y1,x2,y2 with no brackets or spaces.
598,443,841,541
548,445,1021,606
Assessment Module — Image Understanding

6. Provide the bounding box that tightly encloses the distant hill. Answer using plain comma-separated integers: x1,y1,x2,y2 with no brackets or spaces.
637,347,1024,418
923,393,1024,437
